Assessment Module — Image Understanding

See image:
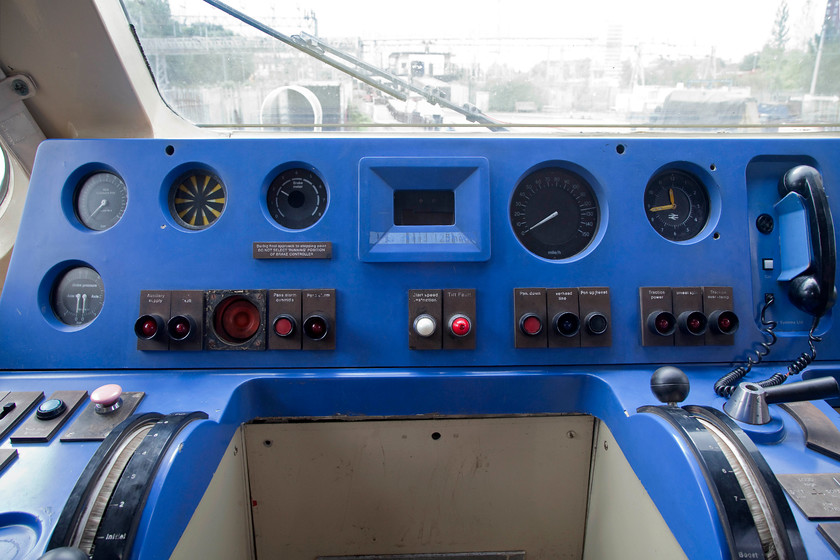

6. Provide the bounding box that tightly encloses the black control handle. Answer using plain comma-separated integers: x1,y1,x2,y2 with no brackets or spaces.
765,376,840,405
778,165,837,317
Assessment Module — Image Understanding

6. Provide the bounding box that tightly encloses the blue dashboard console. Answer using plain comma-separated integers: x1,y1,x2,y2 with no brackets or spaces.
2,137,840,559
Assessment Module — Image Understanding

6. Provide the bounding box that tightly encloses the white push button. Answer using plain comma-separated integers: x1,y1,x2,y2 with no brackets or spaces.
413,314,437,337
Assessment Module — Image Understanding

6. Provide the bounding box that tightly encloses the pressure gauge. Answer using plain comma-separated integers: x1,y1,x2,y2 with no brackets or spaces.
51,267,105,326
266,167,328,230
75,172,128,231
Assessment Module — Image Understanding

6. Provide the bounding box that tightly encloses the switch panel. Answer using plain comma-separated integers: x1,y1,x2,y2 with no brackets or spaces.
673,287,707,347
0,449,16,476
548,288,581,349
0,392,45,441
301,289,336,350
61,391,146,442
408,290,443,350
704,286,738,346
514,288,548,349
514,287,610,349
10,390,87,443
206,290,267,351
136,291,170,351
169,291,204,351
268,290,302,350
640,287,675,347
579,288,611,348
640,287,737,346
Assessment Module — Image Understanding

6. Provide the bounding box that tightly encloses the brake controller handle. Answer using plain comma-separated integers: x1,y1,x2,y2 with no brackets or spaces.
779,165,837,317
764,376,840,404
725,377,840,424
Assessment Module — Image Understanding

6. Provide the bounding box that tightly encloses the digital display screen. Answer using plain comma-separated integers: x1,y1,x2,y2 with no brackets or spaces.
393,190,455,226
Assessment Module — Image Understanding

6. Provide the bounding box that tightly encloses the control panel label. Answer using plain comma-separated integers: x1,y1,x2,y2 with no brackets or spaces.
253,242,332,259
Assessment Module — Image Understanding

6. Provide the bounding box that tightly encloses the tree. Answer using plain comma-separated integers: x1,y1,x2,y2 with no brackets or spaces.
770,1,790,51
124,0,255,86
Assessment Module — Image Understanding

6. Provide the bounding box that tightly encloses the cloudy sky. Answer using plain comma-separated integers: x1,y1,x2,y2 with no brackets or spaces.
172,0,825,62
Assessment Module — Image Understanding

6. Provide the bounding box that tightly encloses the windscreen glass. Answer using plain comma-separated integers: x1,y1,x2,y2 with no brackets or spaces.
124,0,840,132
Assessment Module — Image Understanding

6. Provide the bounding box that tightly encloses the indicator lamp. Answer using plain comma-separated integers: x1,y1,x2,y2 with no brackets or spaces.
303,315,330,340
647,311,676,337
709,310,739,335
585,312,609,336
448,315,472,337
678,311,708,336
135,314,165,340
519,313,543,336
553,312,581,337
167,315,195,341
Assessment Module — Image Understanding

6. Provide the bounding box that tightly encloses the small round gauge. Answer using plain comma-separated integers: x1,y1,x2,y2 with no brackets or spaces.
644,170,710,241
51,266,105,326
169,171,226,230
510,167,599,260
75,172,128,231
267,168,328,230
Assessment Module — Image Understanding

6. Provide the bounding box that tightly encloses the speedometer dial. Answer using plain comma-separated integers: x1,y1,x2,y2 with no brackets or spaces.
75,172,128,231
510,167,599,260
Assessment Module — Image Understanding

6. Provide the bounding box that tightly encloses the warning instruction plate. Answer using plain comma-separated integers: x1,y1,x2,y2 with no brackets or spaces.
253,242,332,260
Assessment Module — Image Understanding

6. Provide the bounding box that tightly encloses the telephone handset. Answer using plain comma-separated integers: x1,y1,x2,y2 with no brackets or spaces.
715,165,836,397
778,165,837,318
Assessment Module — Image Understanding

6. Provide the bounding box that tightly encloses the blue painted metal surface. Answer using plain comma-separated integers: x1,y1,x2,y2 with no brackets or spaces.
2,137,840,559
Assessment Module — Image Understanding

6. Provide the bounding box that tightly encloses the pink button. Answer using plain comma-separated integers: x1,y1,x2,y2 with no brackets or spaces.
91,384,123,407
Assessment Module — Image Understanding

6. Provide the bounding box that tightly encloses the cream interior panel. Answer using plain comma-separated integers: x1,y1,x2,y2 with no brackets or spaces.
245,416,595,560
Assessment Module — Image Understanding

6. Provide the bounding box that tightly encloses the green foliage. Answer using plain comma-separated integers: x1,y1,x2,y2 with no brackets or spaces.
644,58,705,86
487,76,547,112
124,0,254,86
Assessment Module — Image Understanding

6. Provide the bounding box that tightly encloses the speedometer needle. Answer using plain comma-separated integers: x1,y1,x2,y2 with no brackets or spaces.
526,210,559,233
89,199,108,218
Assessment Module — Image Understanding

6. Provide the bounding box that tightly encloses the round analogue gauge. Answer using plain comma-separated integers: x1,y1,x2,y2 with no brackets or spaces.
168,171,226,230
51,267,105,326
510,167,599,260
644,170,710,241
75,172,128,231
266,168,328,230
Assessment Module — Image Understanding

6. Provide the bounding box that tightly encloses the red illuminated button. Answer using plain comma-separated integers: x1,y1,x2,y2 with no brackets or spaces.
215,297,261,343
141,319,157,338
274,316,295,337
303,315,329,340
449,315,472,337
519,314,543,336
134,314,164,340
168,315,194,341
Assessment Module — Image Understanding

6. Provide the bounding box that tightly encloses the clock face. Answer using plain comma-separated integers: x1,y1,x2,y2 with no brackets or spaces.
644,169,710,242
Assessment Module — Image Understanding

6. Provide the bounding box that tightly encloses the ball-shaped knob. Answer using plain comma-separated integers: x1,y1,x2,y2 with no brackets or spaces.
651,366,690,405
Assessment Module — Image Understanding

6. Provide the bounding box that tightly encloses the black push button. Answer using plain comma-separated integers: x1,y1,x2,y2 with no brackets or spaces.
36,399,66,421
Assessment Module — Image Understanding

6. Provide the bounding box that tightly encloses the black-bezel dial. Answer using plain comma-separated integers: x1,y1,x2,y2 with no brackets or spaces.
75,172,128,231
266,168,328,230
51,267,105,326
644,170,710,242
510,167,599,260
